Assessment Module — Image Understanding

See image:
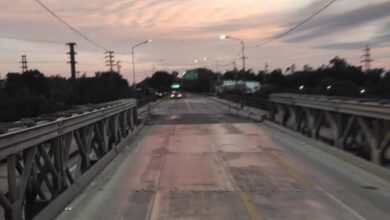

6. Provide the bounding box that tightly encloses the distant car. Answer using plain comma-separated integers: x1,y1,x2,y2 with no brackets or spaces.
155,91,164,98
170,90,183,99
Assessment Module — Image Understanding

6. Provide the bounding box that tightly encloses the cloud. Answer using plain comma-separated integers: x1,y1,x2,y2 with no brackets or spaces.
285,1,390,43
318,41,375,50
1,0,390,75
318,21,390,50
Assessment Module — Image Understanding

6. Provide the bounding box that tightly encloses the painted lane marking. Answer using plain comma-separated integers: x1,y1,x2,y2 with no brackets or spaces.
259,145,366,220
239,192,263,220
259,145,314,189
319,187,367,220
210,141,263,220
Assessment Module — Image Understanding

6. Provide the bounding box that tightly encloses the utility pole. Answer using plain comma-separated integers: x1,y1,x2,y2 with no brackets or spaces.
20,55,28,73
241,41,247,71
105,51,115,72
233,61,237,71
361,45,372,72
66,43,77,81
264,62,269,73
116,60,121,74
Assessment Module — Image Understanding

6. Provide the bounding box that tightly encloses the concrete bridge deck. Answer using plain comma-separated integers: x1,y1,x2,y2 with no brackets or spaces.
56,95,390,220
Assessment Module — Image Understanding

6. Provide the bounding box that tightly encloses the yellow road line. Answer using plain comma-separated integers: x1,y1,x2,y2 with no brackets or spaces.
239,192,263,220
261,146,315,189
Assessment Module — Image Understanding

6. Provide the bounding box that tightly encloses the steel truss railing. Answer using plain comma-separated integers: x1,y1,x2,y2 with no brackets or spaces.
218,93,269,110
269,94,390,166
0,95,156,135
0,99,138,220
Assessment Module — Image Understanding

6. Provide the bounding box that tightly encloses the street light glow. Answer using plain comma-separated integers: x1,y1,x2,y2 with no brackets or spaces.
360,89,366,94
147,39,153,43
326,85,332,90
220,34,227,40
219,34,246,71
194,59,199,63
299,85,304,90
203,57,208,61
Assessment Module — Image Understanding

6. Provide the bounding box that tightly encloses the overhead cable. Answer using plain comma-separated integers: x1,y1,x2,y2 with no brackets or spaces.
254,0,338,48
35,0,109,51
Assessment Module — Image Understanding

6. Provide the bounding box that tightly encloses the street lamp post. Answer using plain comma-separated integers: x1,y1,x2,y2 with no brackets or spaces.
220,34,246,71
203,57,219,73
131,39,152,88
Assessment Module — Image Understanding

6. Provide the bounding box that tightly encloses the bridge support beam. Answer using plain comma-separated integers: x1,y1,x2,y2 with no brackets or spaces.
0,99,139,220
269,94,390,166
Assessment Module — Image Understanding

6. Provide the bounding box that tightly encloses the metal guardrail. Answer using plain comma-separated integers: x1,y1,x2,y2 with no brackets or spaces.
137,95,157,108
218,93,269,110
0,99,139,220
270,93,390,121
0,96,156,135
269,93,390,166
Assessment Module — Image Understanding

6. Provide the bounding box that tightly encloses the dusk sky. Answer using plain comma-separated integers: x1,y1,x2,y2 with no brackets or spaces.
0,0,389,83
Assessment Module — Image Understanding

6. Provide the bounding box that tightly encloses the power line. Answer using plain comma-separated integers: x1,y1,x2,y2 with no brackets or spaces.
361,45,373,72
67,42,77,80
34,0,109,51
20,55,28,73
232,50,242,61
116,60,122,74
254,0,338,48
105,51,115,72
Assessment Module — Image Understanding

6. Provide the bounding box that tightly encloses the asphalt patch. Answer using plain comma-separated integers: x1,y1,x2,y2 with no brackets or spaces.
147,113,253,125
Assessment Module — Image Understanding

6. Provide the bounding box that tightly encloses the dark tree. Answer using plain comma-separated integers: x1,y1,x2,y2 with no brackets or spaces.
5,70,49,96
149,71,175,91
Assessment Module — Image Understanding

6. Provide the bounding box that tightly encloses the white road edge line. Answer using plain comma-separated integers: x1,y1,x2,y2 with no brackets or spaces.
318,186,367,220
147,134,171,220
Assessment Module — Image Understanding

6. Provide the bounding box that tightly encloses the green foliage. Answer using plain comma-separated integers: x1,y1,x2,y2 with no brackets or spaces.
148,71,175,91
0,70,130,122
75,72,129,104
1,56,389,122
5,70,49,96
223,56,390,98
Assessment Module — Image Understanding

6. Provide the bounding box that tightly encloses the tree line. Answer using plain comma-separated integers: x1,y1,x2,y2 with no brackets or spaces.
140,56,390,98
1,56,389,122
0,70,131,122
222,57,390,98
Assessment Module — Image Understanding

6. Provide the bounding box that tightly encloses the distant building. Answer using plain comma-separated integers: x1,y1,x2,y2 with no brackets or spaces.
220,80,261,94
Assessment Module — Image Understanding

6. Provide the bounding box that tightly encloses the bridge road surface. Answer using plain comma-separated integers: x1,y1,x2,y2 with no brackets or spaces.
56,94,390,220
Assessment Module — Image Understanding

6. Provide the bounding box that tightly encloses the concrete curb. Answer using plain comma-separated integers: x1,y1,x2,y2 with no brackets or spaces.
212,97,267,122
138,99,163,121
263,121,390,183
